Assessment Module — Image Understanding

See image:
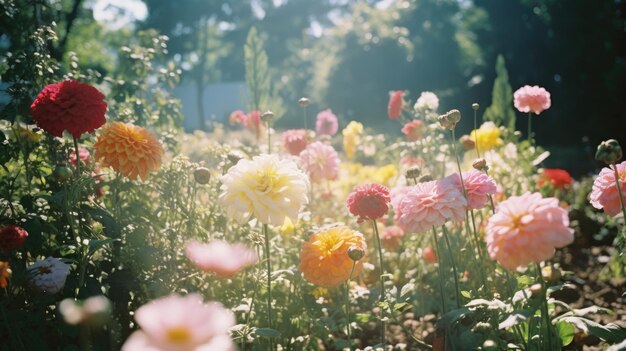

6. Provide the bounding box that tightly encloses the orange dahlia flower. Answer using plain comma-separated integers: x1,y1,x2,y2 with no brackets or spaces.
0,261,11,288
299,226,367,288
94,122,163,180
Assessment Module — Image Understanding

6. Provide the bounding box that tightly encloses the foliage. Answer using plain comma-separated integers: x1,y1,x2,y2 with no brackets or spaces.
483,55,516,131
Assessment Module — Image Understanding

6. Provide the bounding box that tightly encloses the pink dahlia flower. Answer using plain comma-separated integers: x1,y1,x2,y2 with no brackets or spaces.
590,161,626,217
381,225,404,251
513,85,551,115
186,240,258,278
390,185,411,210
69,147,91,167
298,141,340,183
446,170,497,210
393,179,467,234
229,110,246,125
316,109,339,136
122,294,236,351
401,120,425,141
387,90,404,120
485,192,574,270
347,183,391,222
282,129,308,155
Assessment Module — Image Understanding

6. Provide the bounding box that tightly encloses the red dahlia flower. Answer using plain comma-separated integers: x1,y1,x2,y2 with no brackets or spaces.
347,183,391,222
30,80,107,138
0,225,28,251
538,168,573,189
387,90,404,120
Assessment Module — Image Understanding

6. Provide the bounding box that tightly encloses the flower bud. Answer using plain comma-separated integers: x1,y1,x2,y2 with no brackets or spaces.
482,340,498,351
193,167,211,185
541,265,562,283
437,115,454,129
418,175,433,183
595,139,622,164
54,164,73,182
446,109,461,125
227,152,243,165
347,246,365,261
472,158,488,171
298,97,310,107
405,167,421,180
529,283,544,298
471,103,479,111
261,110,274,124
459,135,475,150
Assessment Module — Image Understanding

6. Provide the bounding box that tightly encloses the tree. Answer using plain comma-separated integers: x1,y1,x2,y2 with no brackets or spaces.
483,55,515,130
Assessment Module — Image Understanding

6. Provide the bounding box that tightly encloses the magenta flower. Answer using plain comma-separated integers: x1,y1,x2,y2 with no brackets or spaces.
298,141,340,183
315,109,339,136
122,294,236,351
393,179,467,233
282,129,309,155
485,192,573,270
513,85,551,114
590,161,626,217
186,240,258,278
446,170,497,210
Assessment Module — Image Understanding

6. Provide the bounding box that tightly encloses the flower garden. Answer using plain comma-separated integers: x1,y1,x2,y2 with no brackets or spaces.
1,1,626,351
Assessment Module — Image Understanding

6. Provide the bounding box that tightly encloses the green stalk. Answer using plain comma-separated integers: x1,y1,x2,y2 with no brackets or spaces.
536,263,553,350
527,112,532,143
73,136,81,177
432,227,447,313
262,223,274,350
371,220,386,347
442,226,461,307
345,262,356,351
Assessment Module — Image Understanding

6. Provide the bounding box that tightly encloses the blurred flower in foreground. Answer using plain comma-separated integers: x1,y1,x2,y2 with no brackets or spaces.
30,80,107,138
485,192,573,270
401,120,425,141
342,121,364,160
0,225,28,251
0,262,11,288
537,168,573,190
514,85,551,115
446,170,497,210
387,90,404,120
413,91,439,113
299,226,367,288
346,183,390,222
299,141,340,183
590,161,626,217
316,109,339,136
27,257,71,294
94,122,163,180
122,294,236,351
282,129,309,156
219,154,309,226
60,295,112,327
470,122,501,151
185,240,258,278
393,179,466,234
422,247,437,264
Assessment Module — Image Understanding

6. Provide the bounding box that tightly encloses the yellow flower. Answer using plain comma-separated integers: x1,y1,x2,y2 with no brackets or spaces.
342,121,363,160
470,122,502,151
94,122,163,180
299,226,367,288
373,164,398,186
278,217,296,236
219,154,309,226
311,287,329,300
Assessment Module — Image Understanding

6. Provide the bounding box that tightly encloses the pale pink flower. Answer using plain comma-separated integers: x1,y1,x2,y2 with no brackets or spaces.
69,147,91,167
245,110,262,139
485,192,574,270
316,109,339,136
390,185,411,211
590,161,626,217
298,141,340,183
122,294,236,351
446,170,497,210
186,240,258,278
229,110,246,125
513,85,551,115
282,129,309,155
401,120,425,141
393,179,467,233
381,225,405,251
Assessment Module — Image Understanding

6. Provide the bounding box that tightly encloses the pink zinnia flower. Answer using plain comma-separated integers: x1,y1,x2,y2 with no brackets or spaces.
298,141,340,183
401,120,425,141
69,147,91,167
513,85,551,115
316,109,339,136
446,170,497,210
381,225,404,250
590,161,626,217
282,129,309,155
347,183,391,222
387,90,404,120
486,192,573,270
186,240,258,278
393,179,467,234
122,294,236,351
229,110,246,125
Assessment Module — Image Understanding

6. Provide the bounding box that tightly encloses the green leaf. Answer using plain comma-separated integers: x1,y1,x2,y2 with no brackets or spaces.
255,328,281,338
556,321,575,346
516,275,534,287
557,316,626,343
461,290,472,299
88,238,121,257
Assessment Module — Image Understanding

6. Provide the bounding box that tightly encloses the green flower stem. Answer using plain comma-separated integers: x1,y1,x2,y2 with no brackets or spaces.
73,136,81,177
371,219,386,347
441,226,461,308
536,263,554,350
267,121,271,154
432,227,447,313
262,223,274,350
345,262,356,351
611,163,626,236
467,210,487,290
473,108,480,158
527,112,532,143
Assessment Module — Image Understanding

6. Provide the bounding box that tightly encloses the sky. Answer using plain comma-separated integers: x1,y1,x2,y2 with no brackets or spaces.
90,0,148,30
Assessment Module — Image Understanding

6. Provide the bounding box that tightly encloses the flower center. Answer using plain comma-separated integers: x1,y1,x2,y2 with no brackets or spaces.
38,266,52,274
256,169,278,193
510,212,527,229
166,327,191,344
